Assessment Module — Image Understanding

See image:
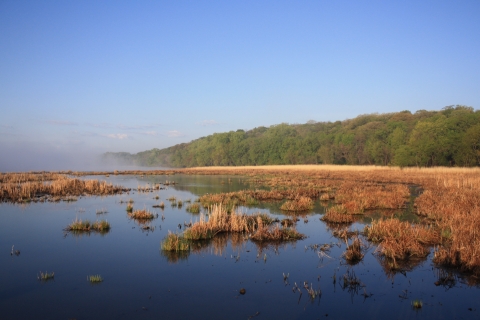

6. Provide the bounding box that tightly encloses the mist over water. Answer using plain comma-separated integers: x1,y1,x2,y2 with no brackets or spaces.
0,143,169,172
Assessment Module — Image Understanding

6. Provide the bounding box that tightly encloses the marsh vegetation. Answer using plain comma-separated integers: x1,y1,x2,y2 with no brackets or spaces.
2,166,480,319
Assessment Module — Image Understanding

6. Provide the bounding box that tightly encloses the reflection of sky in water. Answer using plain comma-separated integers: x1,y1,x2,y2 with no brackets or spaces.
0,175,479,319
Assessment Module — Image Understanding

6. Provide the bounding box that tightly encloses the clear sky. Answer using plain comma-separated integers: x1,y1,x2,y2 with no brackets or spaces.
1,1,479,171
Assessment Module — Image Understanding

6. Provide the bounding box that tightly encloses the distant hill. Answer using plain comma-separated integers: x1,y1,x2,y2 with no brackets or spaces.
102,105,480,167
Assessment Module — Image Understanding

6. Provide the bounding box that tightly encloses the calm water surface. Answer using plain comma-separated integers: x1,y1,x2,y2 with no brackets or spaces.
1,175,478,319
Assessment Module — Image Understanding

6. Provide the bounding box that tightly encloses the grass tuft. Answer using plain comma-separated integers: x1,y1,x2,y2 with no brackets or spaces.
186,203,200,213
411,300,423,309
128,208,156,220
280,196,314,211
38,271,55,281
161,232,191,251
88,275,103,283
65,218,110,232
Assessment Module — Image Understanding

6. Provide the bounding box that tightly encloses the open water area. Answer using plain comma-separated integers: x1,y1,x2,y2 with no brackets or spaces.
1,174,479,319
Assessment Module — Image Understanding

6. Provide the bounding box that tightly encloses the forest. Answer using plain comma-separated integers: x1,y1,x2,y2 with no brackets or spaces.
102,105,480,168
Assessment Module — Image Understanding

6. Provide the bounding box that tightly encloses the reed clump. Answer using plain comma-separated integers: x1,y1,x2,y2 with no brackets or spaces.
343,236,366,263
364,219,439,265
88,275,103,283
161,232,190,251
182,205,303,242
250,217,305,241
321,205,355,224
432,209,480,275
128,208,156,220
0,174,128,203
65,218,110,232
186,203,200,213
38,271,55,281
280,196,314,211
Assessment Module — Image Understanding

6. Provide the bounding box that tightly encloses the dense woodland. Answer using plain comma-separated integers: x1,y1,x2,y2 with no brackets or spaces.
103,106,480,167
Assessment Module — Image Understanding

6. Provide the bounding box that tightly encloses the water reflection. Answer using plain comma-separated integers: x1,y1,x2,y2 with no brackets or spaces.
160,250,190,264
65,229,110,238
160,233,297,264
375,254,427,280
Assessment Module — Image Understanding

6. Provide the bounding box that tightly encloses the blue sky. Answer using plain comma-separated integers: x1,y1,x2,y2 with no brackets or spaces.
1,1,479,170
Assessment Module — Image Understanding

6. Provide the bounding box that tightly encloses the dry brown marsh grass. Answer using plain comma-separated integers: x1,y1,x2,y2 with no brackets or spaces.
128,208,156,220
0,174,128,203
364,219,439,266
64,218,110,232
179,165,480,275
0,172,64,183
182,205,303,242
161,232,190,251
9,165,480,275
343,236,366,263
433,209,480,275
280,196,314,212
250,217,305,241
335,182,410,214
321,205,355,224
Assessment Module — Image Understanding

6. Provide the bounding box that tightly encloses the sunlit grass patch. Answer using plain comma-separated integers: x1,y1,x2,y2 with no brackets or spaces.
250,218,305,241
128,208,156,220
88,275,103,283
321,205,355,224
186,203,200,213
65,218,110,232
280,196,314,211
161,232,190,251
364,219,439,266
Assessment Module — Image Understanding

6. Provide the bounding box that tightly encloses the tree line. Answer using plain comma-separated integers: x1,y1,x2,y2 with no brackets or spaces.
102,105,480,168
